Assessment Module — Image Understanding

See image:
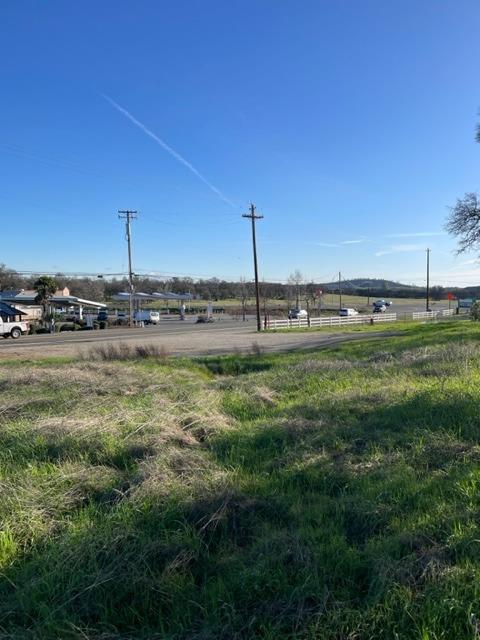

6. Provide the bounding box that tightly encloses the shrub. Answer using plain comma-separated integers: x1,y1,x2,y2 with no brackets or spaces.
469,301,480,320
470,301,480,321
59,323,75,332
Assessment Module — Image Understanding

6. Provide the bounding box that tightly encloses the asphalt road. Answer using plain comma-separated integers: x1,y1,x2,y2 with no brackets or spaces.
1,301,456,360
0,316,398,360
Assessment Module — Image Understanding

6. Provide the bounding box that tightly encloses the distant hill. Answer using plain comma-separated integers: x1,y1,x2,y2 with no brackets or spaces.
318,278,480,301
320,278,421,292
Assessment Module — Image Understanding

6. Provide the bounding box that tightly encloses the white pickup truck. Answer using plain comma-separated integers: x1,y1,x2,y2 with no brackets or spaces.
0,303,30,339
0,317,29,339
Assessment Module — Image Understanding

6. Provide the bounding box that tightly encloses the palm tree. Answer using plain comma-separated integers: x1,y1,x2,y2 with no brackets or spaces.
34,276,57,325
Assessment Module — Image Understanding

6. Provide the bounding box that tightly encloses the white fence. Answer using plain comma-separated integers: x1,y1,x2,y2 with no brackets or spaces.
411,311,452,320
411,309,454,320
412,311,438,320
266,313,397,330
265,308,458,330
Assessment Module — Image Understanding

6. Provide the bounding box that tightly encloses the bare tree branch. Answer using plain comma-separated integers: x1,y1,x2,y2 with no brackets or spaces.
445,192,480,254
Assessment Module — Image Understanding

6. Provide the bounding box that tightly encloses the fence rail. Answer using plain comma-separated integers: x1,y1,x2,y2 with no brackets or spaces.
412,311,438,320
265,309,459,330
266,313,397,330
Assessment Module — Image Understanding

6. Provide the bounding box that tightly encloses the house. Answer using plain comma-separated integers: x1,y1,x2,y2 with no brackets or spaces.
0,288,106,321
0,302,28,323
0,290,43,320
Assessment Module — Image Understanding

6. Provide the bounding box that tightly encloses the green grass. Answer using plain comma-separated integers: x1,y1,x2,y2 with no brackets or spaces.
1,323,480,638
134,295,450,313
270,318,461,335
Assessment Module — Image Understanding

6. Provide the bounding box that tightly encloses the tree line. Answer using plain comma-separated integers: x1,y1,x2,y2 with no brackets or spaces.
1,265,475,304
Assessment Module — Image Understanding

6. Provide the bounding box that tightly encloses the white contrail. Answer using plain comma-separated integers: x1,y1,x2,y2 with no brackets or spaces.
103,94,235,208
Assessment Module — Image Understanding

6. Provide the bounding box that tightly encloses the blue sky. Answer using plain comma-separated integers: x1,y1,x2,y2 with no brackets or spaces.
1,1,480,286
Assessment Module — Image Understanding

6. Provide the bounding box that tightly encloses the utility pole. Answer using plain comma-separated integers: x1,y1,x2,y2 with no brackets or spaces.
242,203,263,331
339,271,342,310
118,210,138,327
426,248,430,312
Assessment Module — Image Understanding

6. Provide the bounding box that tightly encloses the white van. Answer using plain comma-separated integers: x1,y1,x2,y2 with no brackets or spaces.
134,310,160,325
339,308,359,317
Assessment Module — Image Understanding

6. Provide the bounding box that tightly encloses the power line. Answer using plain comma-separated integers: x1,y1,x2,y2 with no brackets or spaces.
9,270,128,277
5,266,477,288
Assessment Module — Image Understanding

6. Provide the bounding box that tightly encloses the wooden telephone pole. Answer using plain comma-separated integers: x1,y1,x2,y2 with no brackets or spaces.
242,204,263,331
118,210,137,326
339,271,342,310
426,248,431,312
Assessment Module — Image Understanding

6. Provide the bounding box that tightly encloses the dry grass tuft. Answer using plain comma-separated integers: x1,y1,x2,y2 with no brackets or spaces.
288,358,357,374
0,362,145,397
87,342,170,362
132,447,226,500
252,385,277,406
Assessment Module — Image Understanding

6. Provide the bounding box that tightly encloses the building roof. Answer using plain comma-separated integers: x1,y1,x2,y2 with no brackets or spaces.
49,296,107,308
0,290,106,309
0,302,27,316
0,290,37,302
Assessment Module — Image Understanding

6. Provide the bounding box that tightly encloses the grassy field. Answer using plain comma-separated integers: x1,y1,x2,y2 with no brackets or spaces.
118,295,450,314
1,323,480,638
270,318,462,335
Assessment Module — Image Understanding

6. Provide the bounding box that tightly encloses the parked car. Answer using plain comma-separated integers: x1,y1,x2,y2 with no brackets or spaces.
373,304,387,313
134,310,160,325
288,308,308,319
339,308,359,317
97,309,109,322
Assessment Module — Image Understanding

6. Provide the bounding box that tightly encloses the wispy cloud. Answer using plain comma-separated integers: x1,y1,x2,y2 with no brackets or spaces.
308,238,368,248
375,243,425,257
386,231,445,238
340,237,368,245
103,94,235,207
309,242,339,248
